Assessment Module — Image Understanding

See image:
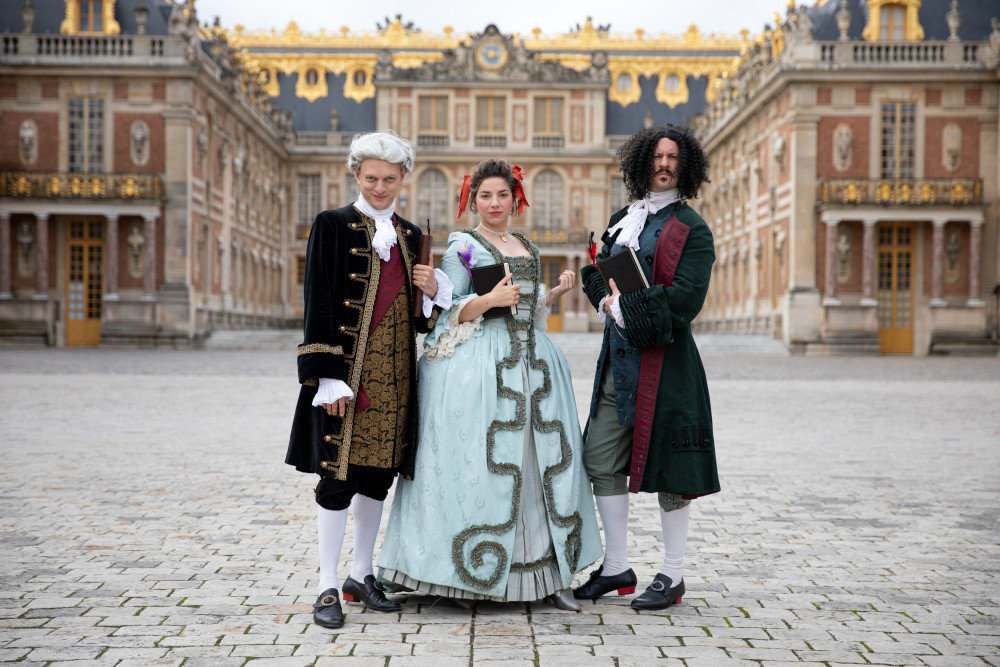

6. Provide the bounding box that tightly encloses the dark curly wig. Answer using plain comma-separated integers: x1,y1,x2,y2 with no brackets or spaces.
468,159,520,215
616,124,711,202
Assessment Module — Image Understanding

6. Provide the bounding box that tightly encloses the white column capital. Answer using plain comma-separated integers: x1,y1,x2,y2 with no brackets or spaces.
932,219,948,228
862,218,877,228
969,218,984,228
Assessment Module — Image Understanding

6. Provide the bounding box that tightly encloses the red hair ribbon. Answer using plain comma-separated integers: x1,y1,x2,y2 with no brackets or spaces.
587,231,598,268
511,164,530,215
456,175,471,220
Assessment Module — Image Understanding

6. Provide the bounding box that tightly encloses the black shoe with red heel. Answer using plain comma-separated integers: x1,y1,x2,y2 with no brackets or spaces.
342,575,401,612
572,565,637,600
630,574,684,610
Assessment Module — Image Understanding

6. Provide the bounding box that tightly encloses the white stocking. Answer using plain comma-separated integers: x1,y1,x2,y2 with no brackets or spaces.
349,494,384,582
595,493,630,576
659,504,691,585
317,506,348,594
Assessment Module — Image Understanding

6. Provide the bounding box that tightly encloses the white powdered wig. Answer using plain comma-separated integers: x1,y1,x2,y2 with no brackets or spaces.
346,131,415,173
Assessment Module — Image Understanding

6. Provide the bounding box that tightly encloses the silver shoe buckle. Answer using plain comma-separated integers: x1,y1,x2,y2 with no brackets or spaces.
649,580,666,593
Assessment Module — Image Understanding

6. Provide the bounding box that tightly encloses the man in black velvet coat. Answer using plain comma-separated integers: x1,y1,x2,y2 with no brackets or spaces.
287,131,452,629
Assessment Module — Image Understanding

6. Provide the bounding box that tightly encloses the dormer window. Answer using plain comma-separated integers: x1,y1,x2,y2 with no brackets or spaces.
879,4,905,40
863,0,924,42
61,0,120,35
79,1,103,32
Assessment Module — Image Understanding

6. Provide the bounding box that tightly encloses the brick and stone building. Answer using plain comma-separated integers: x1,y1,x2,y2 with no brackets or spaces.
2,0,997,354
695,0,999,354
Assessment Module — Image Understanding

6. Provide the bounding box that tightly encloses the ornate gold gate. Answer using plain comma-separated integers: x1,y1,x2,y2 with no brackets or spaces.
877,222,914,354
65,218,103,346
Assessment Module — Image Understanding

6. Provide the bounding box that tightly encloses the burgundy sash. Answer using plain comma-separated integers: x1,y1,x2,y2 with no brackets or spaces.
628,213,690,493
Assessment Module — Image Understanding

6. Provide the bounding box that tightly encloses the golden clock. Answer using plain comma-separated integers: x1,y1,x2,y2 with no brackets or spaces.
476,40,508,71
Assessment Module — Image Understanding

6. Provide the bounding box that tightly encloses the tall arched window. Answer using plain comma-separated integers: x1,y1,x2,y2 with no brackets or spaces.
416,169,449,226
532,170,563,229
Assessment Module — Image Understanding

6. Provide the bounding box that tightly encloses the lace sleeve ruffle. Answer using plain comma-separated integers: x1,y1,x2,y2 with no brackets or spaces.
533,284,550,332
422,294,482,362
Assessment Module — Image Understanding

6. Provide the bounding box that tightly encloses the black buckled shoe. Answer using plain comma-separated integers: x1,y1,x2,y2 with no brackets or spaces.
312,588,344,628
572,565,637,600
630,574,685,611
342,575,402,612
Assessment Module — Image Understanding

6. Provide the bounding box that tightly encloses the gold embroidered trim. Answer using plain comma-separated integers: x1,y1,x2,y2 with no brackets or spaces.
333,208,380,481
297,343,344,356
303,379,318,387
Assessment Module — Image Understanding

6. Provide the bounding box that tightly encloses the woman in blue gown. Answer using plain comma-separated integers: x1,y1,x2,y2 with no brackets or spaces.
378,159,601,610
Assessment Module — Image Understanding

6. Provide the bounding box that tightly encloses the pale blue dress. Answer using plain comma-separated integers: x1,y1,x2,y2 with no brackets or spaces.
378,230,601,601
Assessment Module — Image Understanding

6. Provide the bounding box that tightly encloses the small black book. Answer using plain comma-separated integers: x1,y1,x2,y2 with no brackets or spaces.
470,262,516,319
596,247,650,295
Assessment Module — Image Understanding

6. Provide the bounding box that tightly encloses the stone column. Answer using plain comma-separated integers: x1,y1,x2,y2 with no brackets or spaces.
33,212,49,299
822,219,840,306
141,214,157,301
0,212,11,299
105,215,120,300
861,219,877,306
968,219,984,307
930,219,947,307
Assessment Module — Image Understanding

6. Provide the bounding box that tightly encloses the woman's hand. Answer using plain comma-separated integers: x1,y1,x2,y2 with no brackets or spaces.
546,270,576,306
488,273,521,308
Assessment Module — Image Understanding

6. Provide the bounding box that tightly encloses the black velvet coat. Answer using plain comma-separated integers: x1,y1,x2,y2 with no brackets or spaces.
286,205,440,481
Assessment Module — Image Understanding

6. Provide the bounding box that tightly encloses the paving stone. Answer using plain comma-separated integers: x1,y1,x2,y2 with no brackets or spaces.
1,339,997,666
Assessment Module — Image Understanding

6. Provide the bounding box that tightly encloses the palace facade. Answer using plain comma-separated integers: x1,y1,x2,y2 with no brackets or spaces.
1,0,997,354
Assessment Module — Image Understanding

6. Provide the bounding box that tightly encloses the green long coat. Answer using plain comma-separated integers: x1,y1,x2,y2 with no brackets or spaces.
580,202,720,497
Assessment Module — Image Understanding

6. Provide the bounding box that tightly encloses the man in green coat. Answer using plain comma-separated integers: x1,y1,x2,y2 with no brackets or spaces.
574,124,719,611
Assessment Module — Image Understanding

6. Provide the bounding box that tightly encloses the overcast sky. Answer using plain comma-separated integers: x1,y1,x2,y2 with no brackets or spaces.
193,0,795,37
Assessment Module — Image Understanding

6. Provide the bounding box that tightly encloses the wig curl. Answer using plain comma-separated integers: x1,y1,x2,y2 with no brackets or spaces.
346,131,415,173
616,124,710,202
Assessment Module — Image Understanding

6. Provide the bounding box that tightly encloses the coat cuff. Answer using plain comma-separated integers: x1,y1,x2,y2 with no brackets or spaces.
619,291,656,348
297,343,346,385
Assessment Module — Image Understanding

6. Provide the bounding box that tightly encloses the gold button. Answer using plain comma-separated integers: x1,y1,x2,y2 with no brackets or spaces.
339,325,347,333
324,435,333,442
343,300,350,306
349,273,357,279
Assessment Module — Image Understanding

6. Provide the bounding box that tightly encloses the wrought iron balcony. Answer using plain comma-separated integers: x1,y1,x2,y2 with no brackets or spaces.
818,178,982,207
0,171,164,201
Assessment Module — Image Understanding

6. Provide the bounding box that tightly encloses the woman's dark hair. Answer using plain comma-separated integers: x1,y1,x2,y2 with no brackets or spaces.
468,159,520,214
616,124,711,203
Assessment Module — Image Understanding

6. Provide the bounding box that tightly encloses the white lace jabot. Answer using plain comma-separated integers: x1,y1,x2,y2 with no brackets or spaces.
354,196,397,262
607,188,680,251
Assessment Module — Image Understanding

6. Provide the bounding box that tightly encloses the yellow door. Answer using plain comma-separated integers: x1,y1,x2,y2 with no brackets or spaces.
877,222,914,354
540,257,564,332
66,218,104,346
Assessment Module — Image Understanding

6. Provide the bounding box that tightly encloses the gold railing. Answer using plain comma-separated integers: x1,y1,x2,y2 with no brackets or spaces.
0,172,164,201
818,178,982,206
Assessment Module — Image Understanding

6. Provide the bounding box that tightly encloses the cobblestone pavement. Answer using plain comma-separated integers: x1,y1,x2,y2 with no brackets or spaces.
1,333,998,666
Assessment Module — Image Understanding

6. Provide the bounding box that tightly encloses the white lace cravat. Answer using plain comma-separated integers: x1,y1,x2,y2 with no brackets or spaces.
354,196,397,262
607,189,681,251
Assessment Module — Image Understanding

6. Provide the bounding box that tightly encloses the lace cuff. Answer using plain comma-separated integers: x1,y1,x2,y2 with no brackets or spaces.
423,295,482,362
596,295,623,326
311,378,354,407
422,268,454,317
534,296,550,331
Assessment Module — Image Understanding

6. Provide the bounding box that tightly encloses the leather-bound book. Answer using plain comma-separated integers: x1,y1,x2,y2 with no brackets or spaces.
596,247,650,295
412,221,432,317
470,263,516,319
